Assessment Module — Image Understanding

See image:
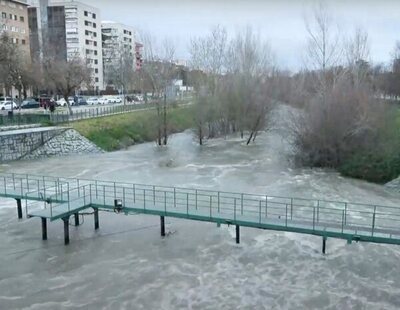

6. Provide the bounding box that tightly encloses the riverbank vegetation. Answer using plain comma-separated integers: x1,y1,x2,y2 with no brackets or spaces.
280,3,400,183
72,105,194,151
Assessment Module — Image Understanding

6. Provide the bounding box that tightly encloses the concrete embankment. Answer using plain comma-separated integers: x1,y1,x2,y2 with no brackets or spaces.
0,126,103,162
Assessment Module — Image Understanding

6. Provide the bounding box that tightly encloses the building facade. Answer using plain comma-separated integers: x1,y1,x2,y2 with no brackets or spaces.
0,0,30,54
101,21,138,90
28,0,103,91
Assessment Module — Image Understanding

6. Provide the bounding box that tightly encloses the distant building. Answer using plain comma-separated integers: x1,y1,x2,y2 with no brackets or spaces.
28,0,103,91
0,0,31,97
101,21,142,89
135,41,143,70
0,0,30,55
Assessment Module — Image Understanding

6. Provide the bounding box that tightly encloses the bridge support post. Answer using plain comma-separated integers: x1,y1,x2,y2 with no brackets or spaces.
94,208,99,230
63,217,70,245
322,236,327,254
74,213,79,226
217,222,221,228
16,198,22,219
41,218,47,241
236,225,240,244
160,216,165,237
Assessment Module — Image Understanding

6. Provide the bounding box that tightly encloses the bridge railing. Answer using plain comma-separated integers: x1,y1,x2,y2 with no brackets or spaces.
2,173,400,239
84,180,400,239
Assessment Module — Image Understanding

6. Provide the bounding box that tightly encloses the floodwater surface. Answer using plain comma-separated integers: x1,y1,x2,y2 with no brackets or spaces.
1,106,400,309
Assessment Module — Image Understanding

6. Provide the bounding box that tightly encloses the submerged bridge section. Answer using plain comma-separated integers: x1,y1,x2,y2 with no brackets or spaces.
1,173,400,253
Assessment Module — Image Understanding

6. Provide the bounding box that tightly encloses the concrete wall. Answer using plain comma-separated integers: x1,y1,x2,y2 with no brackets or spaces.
0,127,103,162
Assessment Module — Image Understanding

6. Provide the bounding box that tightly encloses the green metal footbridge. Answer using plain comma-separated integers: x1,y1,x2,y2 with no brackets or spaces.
1,173,400,253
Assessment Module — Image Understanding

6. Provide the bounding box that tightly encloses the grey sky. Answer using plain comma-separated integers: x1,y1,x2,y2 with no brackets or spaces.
82,0,400,70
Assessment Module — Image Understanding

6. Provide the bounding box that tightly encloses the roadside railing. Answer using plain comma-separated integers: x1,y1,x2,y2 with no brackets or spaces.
49,102,157,124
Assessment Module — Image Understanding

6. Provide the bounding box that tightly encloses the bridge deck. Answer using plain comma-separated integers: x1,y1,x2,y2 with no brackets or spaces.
1,173,400,245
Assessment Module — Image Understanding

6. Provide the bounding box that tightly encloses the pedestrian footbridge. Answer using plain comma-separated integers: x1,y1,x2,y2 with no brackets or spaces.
1,173,400,253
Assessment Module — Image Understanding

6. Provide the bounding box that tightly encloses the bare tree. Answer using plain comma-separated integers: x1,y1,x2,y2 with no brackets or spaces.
140,32,177,145
103,37,137,103
303,1,343,92
43,55,92,115
0,33,36,100
345,27,371,86
189,26,275,145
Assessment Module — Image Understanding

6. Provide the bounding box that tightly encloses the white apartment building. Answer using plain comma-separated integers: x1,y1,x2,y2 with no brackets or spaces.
29,0,103,91
54,1,103,91
101,21,137,89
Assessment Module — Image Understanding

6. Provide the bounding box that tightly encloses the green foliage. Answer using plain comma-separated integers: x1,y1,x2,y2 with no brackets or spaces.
338,107,400,183
339,152,400,184
72,106,194,151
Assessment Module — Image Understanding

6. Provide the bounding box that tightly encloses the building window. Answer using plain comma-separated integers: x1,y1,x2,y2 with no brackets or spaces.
1,12,6,18
95,69,98,73
93,32,97,37
84,11,88,16
94,50,97,56
9,13,11,19
86,49,90,54
94,41,97,46
92,13,96,19
19,16,24,22
93,23,96,28
84,21,89,26
95,77,99,82
13,14,17,20
94,60,98,64
21,39,25,45
85,39,89,44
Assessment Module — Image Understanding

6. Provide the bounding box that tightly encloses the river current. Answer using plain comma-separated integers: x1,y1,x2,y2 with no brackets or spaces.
1,106,400,309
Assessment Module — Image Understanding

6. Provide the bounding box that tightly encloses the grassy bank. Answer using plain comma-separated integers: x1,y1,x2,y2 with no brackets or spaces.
72,105,195,151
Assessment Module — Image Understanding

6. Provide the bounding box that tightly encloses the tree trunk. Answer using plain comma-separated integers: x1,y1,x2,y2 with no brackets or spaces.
246,132,254,145
64,94,73,115
162,94,168,145
198,124,203,145
156,101,162,146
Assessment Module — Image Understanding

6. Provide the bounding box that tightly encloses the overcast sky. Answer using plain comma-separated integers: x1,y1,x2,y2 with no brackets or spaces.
81,0,400,71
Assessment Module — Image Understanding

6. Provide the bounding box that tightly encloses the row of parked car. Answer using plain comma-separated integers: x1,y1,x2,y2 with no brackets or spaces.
0,94,145,111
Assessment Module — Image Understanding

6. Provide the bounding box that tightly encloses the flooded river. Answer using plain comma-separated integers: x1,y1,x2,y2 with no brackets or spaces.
1,107,400,309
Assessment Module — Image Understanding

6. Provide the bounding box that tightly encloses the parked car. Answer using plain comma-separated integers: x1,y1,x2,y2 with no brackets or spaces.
87,97,99,105
56,97,74,107
109,96,122,103
0,101,18,110
20,98,40,109
56,98,67,106
98,96,111,104
77,97,87,105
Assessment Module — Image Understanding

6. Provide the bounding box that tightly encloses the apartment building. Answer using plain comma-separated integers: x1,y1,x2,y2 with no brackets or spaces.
28,0,103,91
0,0,30,55
101,21,138,89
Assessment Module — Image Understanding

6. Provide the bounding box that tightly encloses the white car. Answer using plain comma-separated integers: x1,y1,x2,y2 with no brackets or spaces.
56,98,67,106
87,97,99,105
98,97,111,104
56,97,74,107
0,101,18,110
110,96,122,103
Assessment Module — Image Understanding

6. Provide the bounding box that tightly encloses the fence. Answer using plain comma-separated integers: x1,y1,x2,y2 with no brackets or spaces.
0,103,156,127
49,103,156,124
0,113,50,127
